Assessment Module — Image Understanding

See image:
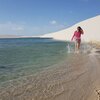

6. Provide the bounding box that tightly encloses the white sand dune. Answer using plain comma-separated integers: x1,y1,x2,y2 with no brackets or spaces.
41,15,100,42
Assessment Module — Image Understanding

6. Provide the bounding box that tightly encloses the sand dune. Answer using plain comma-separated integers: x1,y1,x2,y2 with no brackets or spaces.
41,15,100,42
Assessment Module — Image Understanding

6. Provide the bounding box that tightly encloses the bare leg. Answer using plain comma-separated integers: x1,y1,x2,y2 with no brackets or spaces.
77,42,80,50
75,40,81,53
75,42,77,52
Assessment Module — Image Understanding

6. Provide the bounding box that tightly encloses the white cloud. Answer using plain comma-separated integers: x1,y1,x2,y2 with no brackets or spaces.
0,21,67,36
49,20,67,28
0,22,25,34
12,27,24,31
50,20,57,25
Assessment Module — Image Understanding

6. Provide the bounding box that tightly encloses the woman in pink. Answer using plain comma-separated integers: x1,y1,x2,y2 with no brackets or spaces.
71,26,84,52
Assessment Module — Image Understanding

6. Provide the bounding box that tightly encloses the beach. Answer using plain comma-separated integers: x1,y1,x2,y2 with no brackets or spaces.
0,0,99,99
0,42,100,100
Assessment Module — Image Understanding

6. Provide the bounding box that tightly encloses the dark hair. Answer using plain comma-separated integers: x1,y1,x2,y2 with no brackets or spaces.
77,26,83,33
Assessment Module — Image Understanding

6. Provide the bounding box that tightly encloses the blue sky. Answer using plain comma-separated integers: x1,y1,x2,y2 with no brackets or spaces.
0,0,100,36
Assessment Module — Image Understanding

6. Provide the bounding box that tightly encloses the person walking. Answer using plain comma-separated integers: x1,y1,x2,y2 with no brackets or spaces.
71,26,84,53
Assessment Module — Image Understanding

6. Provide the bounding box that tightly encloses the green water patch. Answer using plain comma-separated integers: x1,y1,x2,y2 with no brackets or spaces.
0,41,73,84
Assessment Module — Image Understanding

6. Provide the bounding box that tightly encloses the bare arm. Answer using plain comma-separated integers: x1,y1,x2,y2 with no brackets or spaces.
71,32,75,41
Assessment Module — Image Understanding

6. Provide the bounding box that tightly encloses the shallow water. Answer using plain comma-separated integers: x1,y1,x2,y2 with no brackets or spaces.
0,38,73,85
0,38,95,100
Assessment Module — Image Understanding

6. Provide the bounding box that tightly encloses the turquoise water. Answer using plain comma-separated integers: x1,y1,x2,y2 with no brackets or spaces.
0,38,72,84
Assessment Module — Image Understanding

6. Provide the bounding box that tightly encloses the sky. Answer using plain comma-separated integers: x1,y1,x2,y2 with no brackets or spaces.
0,0,100,36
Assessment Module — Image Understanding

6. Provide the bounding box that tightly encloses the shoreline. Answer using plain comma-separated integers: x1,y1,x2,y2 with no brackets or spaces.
0,43,100,100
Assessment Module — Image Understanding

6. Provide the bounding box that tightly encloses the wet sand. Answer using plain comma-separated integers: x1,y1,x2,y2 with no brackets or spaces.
0,45,100,100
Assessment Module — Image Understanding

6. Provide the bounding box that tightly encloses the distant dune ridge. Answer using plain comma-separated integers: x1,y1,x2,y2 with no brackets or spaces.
41,15,100,42
0,34,20,38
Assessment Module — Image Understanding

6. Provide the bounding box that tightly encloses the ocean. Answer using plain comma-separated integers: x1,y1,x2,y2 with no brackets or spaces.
0,38,73,86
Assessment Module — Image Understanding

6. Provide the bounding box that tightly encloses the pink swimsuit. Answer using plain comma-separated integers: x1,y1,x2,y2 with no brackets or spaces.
72,31,81,41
